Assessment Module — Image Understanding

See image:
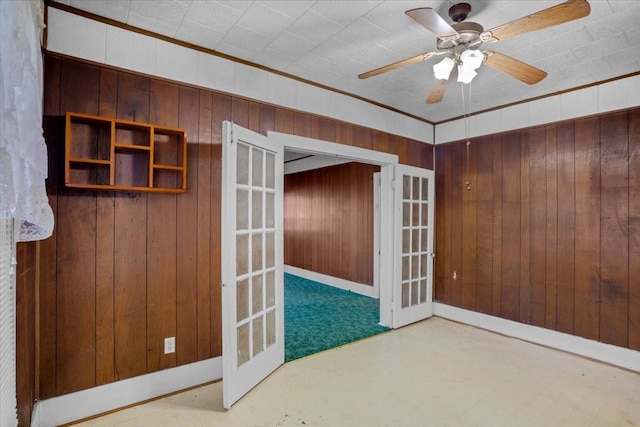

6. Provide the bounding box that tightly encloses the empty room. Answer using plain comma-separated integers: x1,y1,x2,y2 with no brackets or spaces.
2,0,640,426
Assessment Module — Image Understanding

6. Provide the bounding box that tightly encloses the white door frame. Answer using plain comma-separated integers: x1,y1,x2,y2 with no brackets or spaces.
267,131,397,327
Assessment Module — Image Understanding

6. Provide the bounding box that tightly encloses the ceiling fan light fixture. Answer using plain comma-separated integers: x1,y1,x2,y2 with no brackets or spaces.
433,57,455,80
457,66,477,84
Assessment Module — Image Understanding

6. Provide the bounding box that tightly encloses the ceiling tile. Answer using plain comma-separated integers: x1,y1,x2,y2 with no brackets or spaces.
236,2,295,39
129,0,187,28
311,1,379,28
183,1,242,33
258,1,315,20
585,6,640,40
69,0,130,22
287,10,344,44
222,25,273,55
175,19,225,51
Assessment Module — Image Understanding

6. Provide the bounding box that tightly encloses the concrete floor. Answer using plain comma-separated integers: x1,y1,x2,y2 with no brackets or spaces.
71,317,640,426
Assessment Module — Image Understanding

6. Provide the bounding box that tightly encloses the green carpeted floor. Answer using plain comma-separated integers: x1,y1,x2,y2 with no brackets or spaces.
284,273,390,362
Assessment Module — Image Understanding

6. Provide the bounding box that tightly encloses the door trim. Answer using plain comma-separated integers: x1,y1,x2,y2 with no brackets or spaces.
268,131,397,328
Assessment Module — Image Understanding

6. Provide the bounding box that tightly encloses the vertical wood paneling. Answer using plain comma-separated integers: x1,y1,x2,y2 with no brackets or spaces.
556,122,576,334
461,141,477,310
259,104,275,136
146,80,178,372
56,59,99,395
435,108,639,352
196,91,213,359
294,112,312,138
599,111,629,347
519,131,531,323
231,97,249,128
95,68,117,386
114,72,149,380
629,109,640,350
500,133,521,321
544,125,558,329
39,55,61,399
284,163,378,285
443,144,453,304
176,86,200,365
16,243,36,427
248,101,260,133
450,142,463,306
574,117,600,341
529,126,547,327
211,93,230,357
434,145,446,301
475,137,493,314
491,135,502,316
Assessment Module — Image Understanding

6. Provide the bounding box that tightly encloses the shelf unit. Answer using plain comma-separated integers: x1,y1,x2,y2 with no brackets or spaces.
65,112,187,193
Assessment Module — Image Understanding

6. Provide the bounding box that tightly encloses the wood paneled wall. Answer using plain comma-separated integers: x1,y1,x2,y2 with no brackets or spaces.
284,163,380,285
435,109,640,350
14,53,433,413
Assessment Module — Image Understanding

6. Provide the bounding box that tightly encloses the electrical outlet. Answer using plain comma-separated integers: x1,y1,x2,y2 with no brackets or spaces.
164,337,175,354
453,270,457,280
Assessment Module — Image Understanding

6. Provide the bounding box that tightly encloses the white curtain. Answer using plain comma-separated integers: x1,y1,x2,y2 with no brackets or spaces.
1,1,53,426
1,0,53,242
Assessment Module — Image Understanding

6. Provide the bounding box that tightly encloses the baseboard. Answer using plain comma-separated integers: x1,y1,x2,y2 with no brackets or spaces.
433,303,640,373
284,265,377,298
31,356,222,427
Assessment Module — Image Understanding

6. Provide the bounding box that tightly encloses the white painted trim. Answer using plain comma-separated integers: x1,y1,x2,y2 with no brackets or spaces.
372,172,381,301
284,155,350,175
31,357,222,427
433,303,640,373
268,131,398,166
285,265,376,298
45,7,434,144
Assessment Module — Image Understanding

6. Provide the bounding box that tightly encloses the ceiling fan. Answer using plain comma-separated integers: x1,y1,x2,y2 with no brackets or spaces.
358,0,591,104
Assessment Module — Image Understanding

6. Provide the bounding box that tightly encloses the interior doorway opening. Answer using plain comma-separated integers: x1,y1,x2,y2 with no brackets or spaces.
282,155,387,361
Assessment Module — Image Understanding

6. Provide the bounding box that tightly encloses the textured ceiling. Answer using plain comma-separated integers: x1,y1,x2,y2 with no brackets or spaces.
51,0,640,123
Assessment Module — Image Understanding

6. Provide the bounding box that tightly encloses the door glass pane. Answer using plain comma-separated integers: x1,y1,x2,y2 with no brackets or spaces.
411,254,419,279
421,203,429,226
402,255,410,281
237,278,249,322
252,315,264,357
265,192,274,228
266,309,276,348
252,233,263,272
265,152,275,189
252,149,263,187
412,176,420,200
237,143,250,186
237,189,249,230
421,178,429,200
402,229,410,253
252,274,263,315
237,323,250,367
412,202,420,226
403,202,410,227
265,231,275,268
265,270,275,308
421,229,428,250
237,234,249,276
411,229,419,252
421,254,428,277
401,282,410,308
252,190,263,228
411,280,419,305
403,175,411,199
419,279,427,303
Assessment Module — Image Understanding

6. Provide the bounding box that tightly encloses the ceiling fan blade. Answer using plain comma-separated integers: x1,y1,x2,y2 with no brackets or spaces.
483,51,547,84
358,51,438,79
406,8,459,40
426,66,457,104
483,0,590,42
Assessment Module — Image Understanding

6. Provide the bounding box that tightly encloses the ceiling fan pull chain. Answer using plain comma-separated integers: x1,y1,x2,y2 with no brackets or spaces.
462,83,472,191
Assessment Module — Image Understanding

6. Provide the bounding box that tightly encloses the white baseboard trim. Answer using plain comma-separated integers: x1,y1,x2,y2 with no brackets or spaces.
433,303,640,373
31,356,222,427
284,265,377,298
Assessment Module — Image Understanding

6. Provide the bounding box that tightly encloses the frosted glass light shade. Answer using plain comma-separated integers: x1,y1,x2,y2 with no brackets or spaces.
457,49,484,84
457,66,477,84
433,57,455,80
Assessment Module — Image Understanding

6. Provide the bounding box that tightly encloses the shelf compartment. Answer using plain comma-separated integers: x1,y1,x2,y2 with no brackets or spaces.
65,112,187,193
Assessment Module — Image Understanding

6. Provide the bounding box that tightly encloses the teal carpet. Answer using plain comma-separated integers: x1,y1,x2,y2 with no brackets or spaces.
285,273,390,362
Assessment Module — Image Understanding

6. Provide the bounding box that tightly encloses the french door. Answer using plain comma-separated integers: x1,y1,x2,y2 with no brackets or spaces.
221,122,284,409
392,164,435,328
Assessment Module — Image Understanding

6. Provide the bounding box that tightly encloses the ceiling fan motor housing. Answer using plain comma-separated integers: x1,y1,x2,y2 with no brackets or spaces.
449,2,472,22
